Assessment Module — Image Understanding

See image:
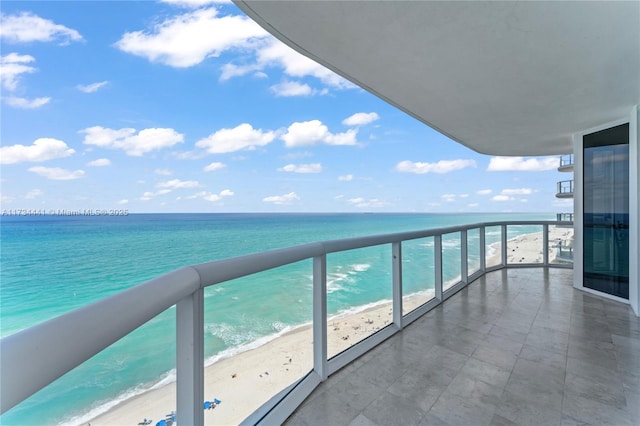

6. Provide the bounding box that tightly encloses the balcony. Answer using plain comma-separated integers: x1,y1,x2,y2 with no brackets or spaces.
557,180,574,198
559,154,574,172
2,220,617,426
557,213,574,222
286,268,639,425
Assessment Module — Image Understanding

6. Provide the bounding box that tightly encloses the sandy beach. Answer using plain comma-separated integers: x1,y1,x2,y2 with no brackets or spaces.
487,226,574,267
89,227,573,426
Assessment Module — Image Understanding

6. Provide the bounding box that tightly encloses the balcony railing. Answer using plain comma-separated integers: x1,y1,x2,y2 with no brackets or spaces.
559,154,574,171
556,213,574,222
556,179,574,198
0,220,573,425
556,239,574,263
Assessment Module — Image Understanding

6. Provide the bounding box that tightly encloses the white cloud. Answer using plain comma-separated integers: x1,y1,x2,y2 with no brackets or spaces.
185,189,233,202
0,53,36,91
28,166,85,180
25,189,43,199
342,112,379,126
196,123,275,154
86,158,111,167
277,163,322,173
346,197,389,208
1,138,75,164
117,199,129,205
77,81,108,93
468,203,479,208
487,156,559,172
476,189,492,195
501,188,534,195
492,195,513,202
155,168,173,176
459,194,469,198
0,12,83,44
270,80,315,97
115,8,267,68
263,191,299,205
254,40,354,89
4,96,50,109
203,162,226,172
338,174,353,181
395,159,477,174
140,189,172,201
81,126,184,156
157,179,201,189
281,120,358,147
113,7,352,91
441,194,457,202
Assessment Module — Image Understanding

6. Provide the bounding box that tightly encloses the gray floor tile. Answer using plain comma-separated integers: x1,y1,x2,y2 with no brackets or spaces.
564,372,627,409
496,390,563,425
387,365,457,412
362,391,425,426
562,392,636,425
428,390,496,426
458,357,511,389
348,414,379,426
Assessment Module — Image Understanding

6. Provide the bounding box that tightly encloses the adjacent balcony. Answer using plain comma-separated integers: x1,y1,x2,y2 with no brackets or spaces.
557,180,574,198
557,213,574,222
559,154,574,172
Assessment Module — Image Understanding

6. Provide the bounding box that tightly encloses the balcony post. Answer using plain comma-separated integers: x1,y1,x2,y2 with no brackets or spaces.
479,226,486,272
435,235,443,299
543,224,549,265
392,242,403,328
461,230,468,284
176,288,204,426
501,224,508,266
313,255,328,381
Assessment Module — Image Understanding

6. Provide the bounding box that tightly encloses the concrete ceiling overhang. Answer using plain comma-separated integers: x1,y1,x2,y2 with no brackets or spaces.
234,1,640,156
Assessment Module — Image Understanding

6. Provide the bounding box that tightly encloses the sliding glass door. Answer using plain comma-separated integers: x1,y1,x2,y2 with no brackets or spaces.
583,123,629,299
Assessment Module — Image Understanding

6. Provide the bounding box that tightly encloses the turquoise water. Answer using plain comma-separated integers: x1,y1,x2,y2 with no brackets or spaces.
0,213,551,425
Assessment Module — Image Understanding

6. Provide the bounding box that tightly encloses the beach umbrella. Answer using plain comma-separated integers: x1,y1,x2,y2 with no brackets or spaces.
204,401,211,410
155,420,167,426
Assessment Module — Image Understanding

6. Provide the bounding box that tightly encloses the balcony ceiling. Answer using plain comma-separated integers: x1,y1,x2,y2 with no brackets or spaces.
235,1,639,156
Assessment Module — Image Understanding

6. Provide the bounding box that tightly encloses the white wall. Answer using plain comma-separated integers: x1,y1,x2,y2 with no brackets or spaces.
629,105,639,316
573,133,584,294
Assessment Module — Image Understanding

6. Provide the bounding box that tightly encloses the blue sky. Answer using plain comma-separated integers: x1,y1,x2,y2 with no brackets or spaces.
0,0,573,213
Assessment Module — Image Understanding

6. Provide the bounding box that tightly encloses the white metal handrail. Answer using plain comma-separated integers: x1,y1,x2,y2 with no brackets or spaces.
0,220,573,424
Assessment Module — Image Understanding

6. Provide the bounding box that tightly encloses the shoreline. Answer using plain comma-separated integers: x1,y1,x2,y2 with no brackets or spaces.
87,227,573,426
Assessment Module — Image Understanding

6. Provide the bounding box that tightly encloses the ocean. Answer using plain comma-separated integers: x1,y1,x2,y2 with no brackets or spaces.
0,212,553,425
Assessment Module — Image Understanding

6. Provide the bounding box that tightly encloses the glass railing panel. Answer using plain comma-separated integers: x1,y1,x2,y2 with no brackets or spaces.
467,228,481,276
557,180,574,195
203,260,313,425
326,245,391,359
506,225,544,264
442,232,462,291
485,225,502,268
549,224,574,264
560,154,574,167
0,309,178,426
401,237,435,316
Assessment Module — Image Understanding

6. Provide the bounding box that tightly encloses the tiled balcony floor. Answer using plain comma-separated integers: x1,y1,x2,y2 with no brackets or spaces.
285,268,640,426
